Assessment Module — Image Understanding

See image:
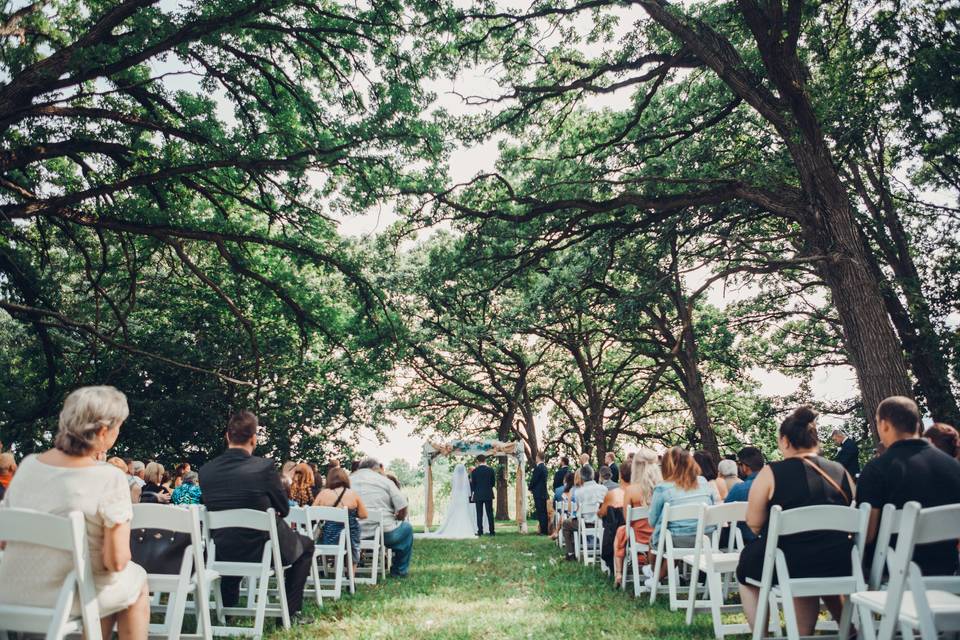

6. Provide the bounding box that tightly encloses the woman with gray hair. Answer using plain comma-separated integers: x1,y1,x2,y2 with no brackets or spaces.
171,470,202,505
0,386,149,639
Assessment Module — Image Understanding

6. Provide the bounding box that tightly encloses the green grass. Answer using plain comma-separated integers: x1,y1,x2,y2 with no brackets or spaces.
269,522,715,640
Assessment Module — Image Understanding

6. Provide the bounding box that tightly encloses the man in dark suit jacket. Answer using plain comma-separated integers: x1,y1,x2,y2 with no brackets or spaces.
605,452,619,483
527,453,549,534
470,455,496,536
199,411,315,618
552,456,570,492
831,428,860,477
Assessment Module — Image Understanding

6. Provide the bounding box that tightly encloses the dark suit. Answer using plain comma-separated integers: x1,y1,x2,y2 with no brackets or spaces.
609,462,619,483
834,437,860,478
470,464,496,535
552,465,569,491
199,448,315,615
528,462,549,534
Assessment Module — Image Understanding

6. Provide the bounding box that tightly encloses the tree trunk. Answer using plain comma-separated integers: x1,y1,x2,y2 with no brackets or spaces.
496,415,511,519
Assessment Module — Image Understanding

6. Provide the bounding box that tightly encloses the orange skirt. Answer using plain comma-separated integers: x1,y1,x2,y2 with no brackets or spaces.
614,519,653,564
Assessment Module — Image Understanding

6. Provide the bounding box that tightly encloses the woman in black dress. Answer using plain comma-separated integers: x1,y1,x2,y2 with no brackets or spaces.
736,406,855,636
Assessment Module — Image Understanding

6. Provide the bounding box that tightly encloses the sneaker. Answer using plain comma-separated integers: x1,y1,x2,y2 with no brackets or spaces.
642,565,653,579
565,553,577,561
644,576,657,589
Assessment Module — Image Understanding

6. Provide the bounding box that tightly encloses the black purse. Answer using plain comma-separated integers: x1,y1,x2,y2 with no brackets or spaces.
130,528,191,575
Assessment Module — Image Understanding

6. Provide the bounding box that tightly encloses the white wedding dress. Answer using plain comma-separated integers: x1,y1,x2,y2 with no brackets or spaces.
420,464,489,539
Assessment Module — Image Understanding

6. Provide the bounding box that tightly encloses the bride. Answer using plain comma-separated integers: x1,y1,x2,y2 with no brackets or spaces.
423,463,489,539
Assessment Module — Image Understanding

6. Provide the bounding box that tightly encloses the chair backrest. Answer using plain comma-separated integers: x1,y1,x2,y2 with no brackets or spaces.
307,505,349,526
702,501,747,528
0,509,102,640
626,505,650,523
663,502,702,528
579,499,603,521
359,508,385,539
132,503,197,533
868,503,901,589
765,503,869,568
285,506,311,536
911,502,960,546
205,508,274,532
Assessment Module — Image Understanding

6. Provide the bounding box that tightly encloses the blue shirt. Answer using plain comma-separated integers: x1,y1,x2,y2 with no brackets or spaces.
171,482,202,505
724,471,758,543
553,485,565,501
648,477,715,545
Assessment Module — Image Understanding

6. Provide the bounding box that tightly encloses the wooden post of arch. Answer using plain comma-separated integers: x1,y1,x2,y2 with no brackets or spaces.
424,459,434,531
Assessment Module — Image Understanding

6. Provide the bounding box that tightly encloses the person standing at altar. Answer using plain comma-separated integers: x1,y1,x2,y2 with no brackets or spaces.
552,456,570,493
471,455,496,536
605,452,620,483
528,453,549,535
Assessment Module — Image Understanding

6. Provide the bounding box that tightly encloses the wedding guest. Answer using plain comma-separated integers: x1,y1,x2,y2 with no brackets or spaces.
313,467,367,569
605,452,620,483
648,447,715,577
736,406,854,636
550,471,577,540
0,386,149,638
309,462,324,494
562,465,607,560
107,456,141,503
171,462,191,489
171,471,202,505
289,463,316,507
130,460,146,487
579,452,590,466
352,457,413,577
199,411,315,619
924,422,960,459
724,446,765,543
599,465,619,491
831,428,860,478
858,397,960,576
528,453,549,535
0,452,16,500
598,464,626,573
552,456,570,491
141,462,170,504
280,461,296,492
718,458,742,494
694,450,726,501
613,449,660,584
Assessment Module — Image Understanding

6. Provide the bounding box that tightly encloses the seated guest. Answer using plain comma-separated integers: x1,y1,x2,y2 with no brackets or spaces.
199,411,315,619
288,463,316,507
313,467,367,570
550,472,576,539
648,447,715,575
280,460,296,492
310,462,324,495
614,449,660,584
352,457,413,577
140,461,171,504
724,446,765,543
858,397,960,576
561,465,607,561
107,456,141,503
694,450,726,501
0,452,16,500
171,471,202,505
130,460,146,487
0,386,149,637
736,406,854,636
579,452,590,466
718,458,741,494
924,422,959,459
599,465,619,491
598,464,627,573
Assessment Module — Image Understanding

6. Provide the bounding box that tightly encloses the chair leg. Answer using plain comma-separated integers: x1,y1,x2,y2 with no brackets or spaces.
275,571,291,630
668,557,681,611
837,598,854,640
649,551,664,605
333,549,344,600
708,571,725,639
211,578,226,625
167,580,189,640
310,554,322,606
347,549,356,595
686,563,700,625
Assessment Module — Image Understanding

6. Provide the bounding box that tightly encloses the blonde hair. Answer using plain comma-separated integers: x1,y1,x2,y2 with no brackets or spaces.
662,446,699,491
144,461,165,485
573,468,583,487
630,448,662,504
0,452,16,473
55,386,129,456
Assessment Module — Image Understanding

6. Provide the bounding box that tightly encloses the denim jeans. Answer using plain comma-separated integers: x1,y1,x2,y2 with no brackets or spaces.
383,520,413,577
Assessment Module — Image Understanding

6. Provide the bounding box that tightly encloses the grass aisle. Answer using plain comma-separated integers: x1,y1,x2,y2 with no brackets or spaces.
272,527,714,639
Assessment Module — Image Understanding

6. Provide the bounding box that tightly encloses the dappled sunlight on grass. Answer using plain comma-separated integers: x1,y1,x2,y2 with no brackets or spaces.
271,529,715,639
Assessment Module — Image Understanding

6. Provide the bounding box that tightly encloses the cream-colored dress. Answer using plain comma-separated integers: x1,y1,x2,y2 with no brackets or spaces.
0,455,147,616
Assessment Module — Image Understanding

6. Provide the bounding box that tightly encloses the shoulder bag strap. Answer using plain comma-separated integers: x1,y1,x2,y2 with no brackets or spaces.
800,457,850,505
333,487,347,508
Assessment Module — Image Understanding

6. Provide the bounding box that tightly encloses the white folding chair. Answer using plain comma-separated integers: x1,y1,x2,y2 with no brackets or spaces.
621,505,652,597
204,508,290,640
578,499,604,566
867,503,902,590
749,503,870,640
683,502,748,639
305,506,355,600
0,509,102,640
355,509,385,585
852,501,960,640
131,504,213,640
649,502,704,610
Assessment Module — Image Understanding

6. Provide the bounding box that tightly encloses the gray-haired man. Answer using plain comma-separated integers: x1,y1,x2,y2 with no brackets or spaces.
352,457,413,577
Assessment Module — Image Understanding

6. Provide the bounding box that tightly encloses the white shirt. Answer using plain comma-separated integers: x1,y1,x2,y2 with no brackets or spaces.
351,468,408,534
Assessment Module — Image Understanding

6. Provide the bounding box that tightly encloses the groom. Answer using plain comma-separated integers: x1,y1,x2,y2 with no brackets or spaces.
470,455,496,536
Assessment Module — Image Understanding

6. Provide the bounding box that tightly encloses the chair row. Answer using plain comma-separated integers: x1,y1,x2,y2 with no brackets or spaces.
0,503,392,640
554,497,960,640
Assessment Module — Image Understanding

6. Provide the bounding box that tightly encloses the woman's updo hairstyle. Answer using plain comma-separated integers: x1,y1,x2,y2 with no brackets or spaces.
55,386,129,456
779,405,819,450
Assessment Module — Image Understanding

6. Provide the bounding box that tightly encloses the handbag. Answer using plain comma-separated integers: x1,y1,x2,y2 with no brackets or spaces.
130,528,191,575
